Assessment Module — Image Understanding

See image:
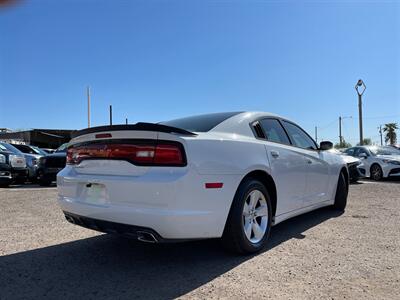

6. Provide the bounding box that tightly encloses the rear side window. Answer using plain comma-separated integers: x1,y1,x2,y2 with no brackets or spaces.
161,112,242,132
282,121,317,150
259,119,290,145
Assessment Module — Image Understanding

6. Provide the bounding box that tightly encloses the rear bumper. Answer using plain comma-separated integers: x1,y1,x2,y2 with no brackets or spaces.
63,212,192,242
348,163,364,181
57,165,241,240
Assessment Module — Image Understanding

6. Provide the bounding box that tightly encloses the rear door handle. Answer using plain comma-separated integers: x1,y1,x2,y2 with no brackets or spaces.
306,158,313,164
270,151,280,158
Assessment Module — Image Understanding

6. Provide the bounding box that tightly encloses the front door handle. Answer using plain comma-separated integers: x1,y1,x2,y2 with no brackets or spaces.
270,151,280,158
306,158,313,164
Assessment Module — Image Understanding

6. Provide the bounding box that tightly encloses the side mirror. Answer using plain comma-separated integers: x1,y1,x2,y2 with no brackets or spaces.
319,141,333,151
358,153,368,159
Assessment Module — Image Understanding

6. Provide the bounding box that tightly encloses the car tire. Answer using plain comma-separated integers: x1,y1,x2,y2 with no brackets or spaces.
333,171,348,211
222,178,272,254
370,164,383,181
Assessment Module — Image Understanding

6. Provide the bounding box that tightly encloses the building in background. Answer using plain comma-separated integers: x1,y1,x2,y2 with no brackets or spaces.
0,129,75,149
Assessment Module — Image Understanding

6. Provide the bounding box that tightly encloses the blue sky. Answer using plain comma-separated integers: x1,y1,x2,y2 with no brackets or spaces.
0,0,399,145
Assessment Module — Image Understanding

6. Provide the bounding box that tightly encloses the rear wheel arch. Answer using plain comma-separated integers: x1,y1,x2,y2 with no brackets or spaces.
236,170,277,219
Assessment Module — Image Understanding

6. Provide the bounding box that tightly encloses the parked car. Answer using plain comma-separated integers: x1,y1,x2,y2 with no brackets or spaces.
57,111,349,254
328,149,364,183
41,148,56,154
0,142,28,187
37,143,68,186
344,146,400,180
11,144,48,182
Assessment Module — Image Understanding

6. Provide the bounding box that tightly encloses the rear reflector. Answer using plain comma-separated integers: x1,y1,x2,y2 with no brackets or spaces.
95,133,112,139
205,182,224,189
66,140,186,166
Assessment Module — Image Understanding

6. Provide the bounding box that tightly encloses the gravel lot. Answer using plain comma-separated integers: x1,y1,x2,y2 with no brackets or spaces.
0,179,399,300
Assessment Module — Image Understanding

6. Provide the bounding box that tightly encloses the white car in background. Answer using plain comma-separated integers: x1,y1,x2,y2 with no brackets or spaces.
57,112,348,254
344,146,400,181
328,149,364,183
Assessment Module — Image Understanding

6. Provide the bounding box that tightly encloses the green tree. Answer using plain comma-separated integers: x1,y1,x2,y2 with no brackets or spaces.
357,138,372,146
383,123,398,145
334,139,352,149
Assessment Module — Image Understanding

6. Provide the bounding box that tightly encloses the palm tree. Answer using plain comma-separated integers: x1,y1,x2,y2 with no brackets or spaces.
383,123,398,145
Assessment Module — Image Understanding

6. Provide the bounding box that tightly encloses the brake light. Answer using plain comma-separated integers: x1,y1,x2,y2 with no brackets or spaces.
66,141,186,166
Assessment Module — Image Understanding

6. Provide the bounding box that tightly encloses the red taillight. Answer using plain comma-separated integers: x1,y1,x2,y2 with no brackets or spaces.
153,144,183,165
66,141,185,166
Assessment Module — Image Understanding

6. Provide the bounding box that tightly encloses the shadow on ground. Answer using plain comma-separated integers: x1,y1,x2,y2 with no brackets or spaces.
360,176,400,184
4,183,56,189
0,208,342,299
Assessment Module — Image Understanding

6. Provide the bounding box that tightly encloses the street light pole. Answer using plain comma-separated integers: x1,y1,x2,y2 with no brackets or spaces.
339,116,342,147
315,126,318,144
378,125,383,146
109,105,113,125
355,79,366,145
87,86,91,128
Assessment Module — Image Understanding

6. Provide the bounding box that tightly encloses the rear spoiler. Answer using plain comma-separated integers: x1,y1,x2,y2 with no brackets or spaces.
72,122,197,138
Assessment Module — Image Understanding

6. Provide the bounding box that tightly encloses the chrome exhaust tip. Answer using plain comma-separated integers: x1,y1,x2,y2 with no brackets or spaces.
65,215,76,224
137,231,158,243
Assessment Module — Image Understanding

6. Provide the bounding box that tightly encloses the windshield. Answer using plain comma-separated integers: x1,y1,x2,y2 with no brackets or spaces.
369,146,400,156
160,112,242,132
31,146,48,156
0,142,23,154
56,143,70,152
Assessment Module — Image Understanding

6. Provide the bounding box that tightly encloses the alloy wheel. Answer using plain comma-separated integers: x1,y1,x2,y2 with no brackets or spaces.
371,165,383,181
242,189,269,244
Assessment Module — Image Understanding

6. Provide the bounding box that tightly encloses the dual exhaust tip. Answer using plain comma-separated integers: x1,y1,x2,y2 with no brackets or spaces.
65,213,159,243
137,231,158,243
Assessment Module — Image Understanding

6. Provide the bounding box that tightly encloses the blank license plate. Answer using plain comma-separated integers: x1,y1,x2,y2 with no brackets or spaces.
84,183,107,205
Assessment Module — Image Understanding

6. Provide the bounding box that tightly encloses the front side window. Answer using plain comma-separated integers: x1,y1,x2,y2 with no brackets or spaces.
354,147,369,157
259,119,290,145
282,121,317,150
344,148,355,156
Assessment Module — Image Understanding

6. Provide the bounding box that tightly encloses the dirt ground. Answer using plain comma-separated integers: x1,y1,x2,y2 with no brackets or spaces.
0,179,399,299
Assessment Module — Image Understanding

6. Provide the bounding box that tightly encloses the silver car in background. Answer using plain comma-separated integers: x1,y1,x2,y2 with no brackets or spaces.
344,146,400,180
10,144,47,183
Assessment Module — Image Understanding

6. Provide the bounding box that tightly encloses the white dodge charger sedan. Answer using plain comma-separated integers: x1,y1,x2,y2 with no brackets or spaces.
57,112,348,253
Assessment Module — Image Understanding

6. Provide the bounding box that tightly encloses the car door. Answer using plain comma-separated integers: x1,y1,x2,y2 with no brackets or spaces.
281,120,331,206
257,119,307,215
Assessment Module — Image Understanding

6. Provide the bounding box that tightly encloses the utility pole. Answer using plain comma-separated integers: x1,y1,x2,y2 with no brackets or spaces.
109,105,113,125
315,126,318,143
338,116,352,148
378,125,383,146
339,116,342,147
87,86,91,128
355,79,366,145
126,118,128,125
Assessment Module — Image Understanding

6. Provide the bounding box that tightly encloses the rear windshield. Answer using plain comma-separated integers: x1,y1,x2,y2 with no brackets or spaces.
161,112,242,132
